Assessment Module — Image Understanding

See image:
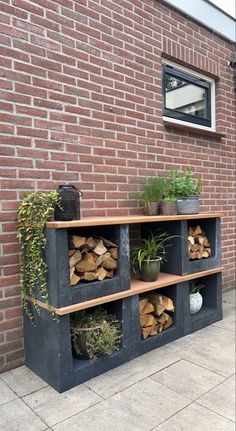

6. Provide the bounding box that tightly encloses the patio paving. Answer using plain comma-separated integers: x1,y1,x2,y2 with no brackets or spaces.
0,289,235,431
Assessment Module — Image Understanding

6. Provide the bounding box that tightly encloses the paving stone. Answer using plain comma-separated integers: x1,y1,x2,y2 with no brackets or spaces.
151,359,224,400
52,378,190,431
23,383,102,427
153,402,235,431
0,378,18,406
197,375,235,422
0,398,47,431
161,325,235,377
85,347,180,398
1,366,47,397
213,301,235,332
223,290,235,305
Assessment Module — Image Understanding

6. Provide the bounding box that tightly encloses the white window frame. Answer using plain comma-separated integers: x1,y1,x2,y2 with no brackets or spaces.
163,59,216,132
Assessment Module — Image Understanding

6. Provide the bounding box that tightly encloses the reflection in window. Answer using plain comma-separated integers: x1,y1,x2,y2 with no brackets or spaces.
163,64,213,128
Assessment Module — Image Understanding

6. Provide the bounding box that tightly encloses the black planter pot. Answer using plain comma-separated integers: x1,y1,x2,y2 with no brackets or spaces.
140,258,162,282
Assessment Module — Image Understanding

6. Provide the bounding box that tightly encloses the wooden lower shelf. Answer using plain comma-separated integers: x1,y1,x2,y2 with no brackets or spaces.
26,267,224,316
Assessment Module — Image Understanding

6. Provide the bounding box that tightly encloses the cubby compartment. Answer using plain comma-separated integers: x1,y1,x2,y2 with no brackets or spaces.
44,224,130,307
141,218,221,276
183,272,222,335
24,297,133,392
132,284,184,356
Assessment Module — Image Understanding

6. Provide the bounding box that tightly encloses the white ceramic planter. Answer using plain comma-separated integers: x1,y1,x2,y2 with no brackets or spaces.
189,292,203,315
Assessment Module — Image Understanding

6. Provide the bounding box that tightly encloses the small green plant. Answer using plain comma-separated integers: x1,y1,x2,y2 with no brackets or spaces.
71,307,121,360
169,169,201,197
17,191,61,322
163,195,176,203
189,280,205,294
130,231,174,272
137,177,166,203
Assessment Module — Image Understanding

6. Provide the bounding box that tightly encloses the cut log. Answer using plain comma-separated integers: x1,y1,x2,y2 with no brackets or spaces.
109,247,118,260
93,240,107,256
96,267,108,281
106,269,114,278
157,323,164,333
69,250,82,267
195,235,205,245
189,251,198,259
139,297,149,314
153,304,165,317
80,271,97,281
85,236,97,249
102,256,117,270
149,325,158,336
203,238,210,247
95,254,105,267
70,272,80,286
76,252,97,272
69,249,76,257
70,235,86,249
146,293,175,312
99,237,117,248
192,225,202,236
201,250,209,258
188,236,195,245
163,315,173,330
141,327,151,340
205,247,211,256
140,314,157,327
191,244,200,252
156,312,170,325
141,302,154,315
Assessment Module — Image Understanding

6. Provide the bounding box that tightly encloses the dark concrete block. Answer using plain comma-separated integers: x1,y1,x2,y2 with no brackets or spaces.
44,224,130,307
183,272,222,335
131,284,185,357
24,297,134,393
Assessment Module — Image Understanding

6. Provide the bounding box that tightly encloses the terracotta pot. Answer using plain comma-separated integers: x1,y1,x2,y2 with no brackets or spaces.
144,202,160,216
161,201,177,215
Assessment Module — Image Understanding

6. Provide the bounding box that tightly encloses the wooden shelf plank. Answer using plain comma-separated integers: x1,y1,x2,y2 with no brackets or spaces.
46,213,224,229
26,267,224,316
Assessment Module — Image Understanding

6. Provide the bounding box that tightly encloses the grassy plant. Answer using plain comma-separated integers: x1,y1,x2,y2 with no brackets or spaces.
130,231,175,272
137,177,166,203
189,280,205,294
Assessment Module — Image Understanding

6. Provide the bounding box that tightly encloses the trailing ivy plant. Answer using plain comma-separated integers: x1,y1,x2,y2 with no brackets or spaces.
17,191,61,322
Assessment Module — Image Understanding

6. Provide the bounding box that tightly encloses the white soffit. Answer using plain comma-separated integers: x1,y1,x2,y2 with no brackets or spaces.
162,0,236,42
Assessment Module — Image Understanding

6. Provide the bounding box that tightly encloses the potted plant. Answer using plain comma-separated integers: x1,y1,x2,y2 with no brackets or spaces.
130,231,174,282
169,169,201,214
137,177,166,216
17,191,61,322
189,280,204,314
161,195,177,215
71,307,121,360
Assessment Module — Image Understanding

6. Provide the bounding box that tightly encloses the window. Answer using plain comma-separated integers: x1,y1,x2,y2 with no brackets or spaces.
163,61,215,130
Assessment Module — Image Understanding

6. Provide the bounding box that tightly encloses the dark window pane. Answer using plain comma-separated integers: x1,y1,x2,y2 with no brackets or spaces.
165,73,207,119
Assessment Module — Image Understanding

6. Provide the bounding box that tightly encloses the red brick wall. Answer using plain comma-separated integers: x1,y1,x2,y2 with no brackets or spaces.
0,0,235,372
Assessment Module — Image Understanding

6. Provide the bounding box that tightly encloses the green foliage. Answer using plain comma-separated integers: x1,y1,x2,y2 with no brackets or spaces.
167,169,201,198
130,231,174,272
17,191,61,322
163,195,176,203
71,307,121,360
189,280,205,294
137,177,166,203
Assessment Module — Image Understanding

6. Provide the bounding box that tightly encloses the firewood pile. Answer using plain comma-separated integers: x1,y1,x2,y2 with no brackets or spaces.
188,225,211,260
139,292,174,340
69,235,118,285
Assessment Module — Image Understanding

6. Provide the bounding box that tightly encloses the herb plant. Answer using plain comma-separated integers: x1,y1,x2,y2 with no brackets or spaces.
71,307,121,360
17,191,61,321
137,177,166,203
169,169,201,198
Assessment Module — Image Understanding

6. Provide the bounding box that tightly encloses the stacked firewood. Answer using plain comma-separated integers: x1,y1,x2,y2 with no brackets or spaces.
69,235,118,285
188,225,211,260
139,292,174,340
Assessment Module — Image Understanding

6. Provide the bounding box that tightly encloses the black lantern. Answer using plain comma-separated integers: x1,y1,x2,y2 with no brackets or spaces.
54,185,83,221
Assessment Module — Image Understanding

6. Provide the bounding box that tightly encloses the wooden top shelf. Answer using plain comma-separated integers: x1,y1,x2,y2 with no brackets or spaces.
46,213,224,229
26,266,224,315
